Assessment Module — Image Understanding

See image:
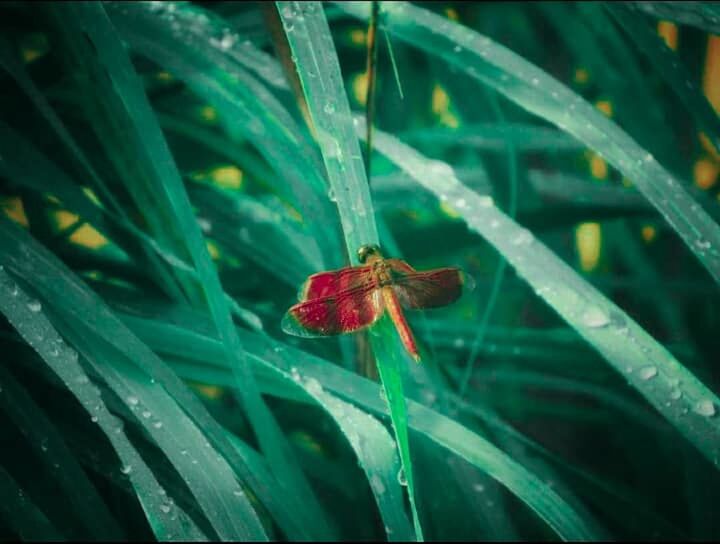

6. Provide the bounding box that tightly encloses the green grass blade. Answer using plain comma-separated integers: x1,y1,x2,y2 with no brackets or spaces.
118,308,413,541
357,121,720,469
0,217,305,540
527,170,650,209
0,250,207,541
275,368,414,541
401,123,584,153
606,3,720,146
54,3,335,538
336,0,720,288
275,1,422,538
58,319,265,541
120,312,600,541
0,366,124,540
0,465,63,541
626,2,720,35
105,1,340,267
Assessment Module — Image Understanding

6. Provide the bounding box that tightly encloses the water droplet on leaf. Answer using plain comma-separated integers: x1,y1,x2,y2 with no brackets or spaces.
638,366,658,380
693,399,716,417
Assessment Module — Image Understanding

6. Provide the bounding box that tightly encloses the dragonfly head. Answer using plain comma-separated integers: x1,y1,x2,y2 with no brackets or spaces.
357,244,382,264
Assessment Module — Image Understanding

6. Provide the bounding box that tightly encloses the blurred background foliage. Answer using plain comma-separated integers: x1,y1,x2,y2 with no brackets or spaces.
1,0,720,541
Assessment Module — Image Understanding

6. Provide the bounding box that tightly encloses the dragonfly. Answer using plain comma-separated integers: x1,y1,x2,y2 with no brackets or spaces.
282,244,473,361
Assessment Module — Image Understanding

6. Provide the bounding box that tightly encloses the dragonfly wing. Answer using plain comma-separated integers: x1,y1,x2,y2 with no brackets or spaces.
392,268,472,309
282,284,384,337
385,258,416,275
299,265,373,301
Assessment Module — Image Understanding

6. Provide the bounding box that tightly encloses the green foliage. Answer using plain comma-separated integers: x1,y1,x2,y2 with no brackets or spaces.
0,1,719,540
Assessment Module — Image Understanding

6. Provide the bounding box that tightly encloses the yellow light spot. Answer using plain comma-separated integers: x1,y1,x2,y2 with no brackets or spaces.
350,29,366,46
699,132,720,162
156,71,173,82
431,84,460,126
574,68,589,84
22,48,42,63
703,36,720,113
576,222,601,272
590,154,608,179
289,430,323,455
432,84,450,115
641,225,657,243
402,209,420,222
70,224,108,249
284,203,303,223
439,201,461,219
1,197,29,227
445,7,459,21
440,111,460,128
694,158,719,189
353,71,369,106
189,382,224,400
20,33,48,64
210,165,243,189
199,105,218,123
595,100,613,117
206,240,220,260
657,21,678,51
54,210,79,230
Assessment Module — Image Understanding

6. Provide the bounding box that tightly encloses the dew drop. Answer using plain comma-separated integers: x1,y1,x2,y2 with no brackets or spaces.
669,389,682,400
473,483,485,492
511,228,533,246
160,504,171,514
638,366,658,380
582,307,610,328
694,239,711,251
91,415,99,423
371,474,386,494
323,102,336,115
693,399,716,417
453,337,465,349
153,421,163,429
142,410,152,418
397,468,407,486
27,300,42,312
121,464,132,475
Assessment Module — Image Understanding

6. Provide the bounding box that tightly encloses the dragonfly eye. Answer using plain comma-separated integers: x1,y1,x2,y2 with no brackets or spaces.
357,244,381,263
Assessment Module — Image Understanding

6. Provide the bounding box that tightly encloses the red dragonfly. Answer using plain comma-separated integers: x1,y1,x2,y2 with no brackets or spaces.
282,244,472,361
